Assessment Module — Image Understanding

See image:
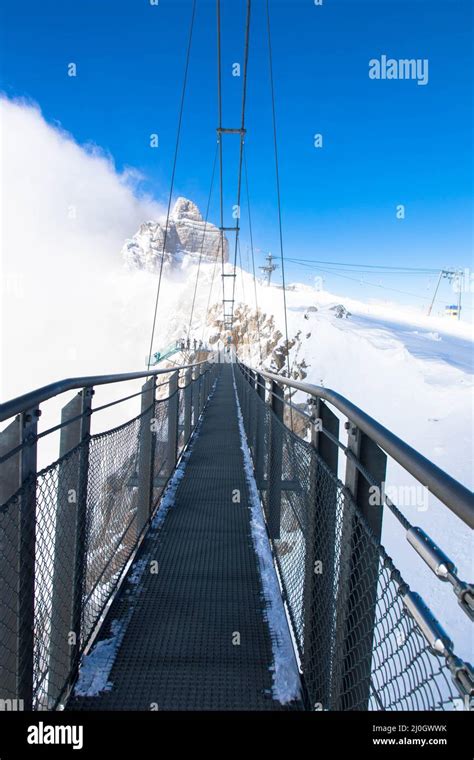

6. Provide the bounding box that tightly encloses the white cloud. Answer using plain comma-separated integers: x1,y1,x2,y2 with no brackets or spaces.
0,96,166,400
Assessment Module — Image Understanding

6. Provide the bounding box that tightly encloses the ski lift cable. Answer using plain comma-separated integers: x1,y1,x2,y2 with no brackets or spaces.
146,0,197,372
286,257,440,274
287,262,440,277
287,259,474,308
310,264,434,299
303,264,473,309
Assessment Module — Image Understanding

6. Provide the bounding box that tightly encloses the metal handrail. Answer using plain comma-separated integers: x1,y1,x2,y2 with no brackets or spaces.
0,359,213,423
244,364,474,529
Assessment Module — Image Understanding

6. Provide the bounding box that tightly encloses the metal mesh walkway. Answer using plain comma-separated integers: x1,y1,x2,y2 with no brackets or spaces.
68,364,300,711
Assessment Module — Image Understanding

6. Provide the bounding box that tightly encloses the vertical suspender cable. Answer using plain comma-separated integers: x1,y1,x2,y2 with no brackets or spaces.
265,0,293,427
236,238,251,360
216,0,226,327
243,145,262,364
201,243,220,344
229,1,252,315
216,0,251,338
146,0,196,371
186,143,219,344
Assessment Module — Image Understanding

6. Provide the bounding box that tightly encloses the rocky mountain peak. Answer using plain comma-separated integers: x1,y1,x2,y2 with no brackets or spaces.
122,196,228,272
171,197,202,222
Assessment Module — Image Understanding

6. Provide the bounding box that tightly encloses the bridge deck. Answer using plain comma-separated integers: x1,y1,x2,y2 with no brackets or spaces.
68,364,299,711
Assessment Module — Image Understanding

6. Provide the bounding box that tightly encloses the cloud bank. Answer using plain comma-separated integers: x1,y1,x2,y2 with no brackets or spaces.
0,96,165,400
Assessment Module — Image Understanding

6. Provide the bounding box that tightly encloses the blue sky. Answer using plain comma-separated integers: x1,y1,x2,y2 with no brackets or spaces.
1,0,472,311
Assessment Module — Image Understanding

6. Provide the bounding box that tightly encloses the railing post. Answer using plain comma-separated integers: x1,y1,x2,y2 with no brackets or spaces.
254,373,266,488
244,368,251,437
183,368,192,444
69,389,93,687
267,380,284,539
204,364,210,403
16,407,40,710
195,366,201,421
167,371,179,474
48,389,93,706
191,366,199,430
0,416,22,702
238,364,245,419
241,366,247,432
302,399,339,710
247,370,256,453
195,366,199,420
209,362,214,395
137,377,156,534
202,366,207,405
333,424,387,710
201,364,206,414
209,362,213,398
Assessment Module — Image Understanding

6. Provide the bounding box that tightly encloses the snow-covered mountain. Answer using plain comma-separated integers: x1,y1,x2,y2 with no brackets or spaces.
121,196,229,272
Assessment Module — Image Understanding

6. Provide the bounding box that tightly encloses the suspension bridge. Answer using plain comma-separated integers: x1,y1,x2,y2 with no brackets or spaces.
0,353,472,711
0,0,473,713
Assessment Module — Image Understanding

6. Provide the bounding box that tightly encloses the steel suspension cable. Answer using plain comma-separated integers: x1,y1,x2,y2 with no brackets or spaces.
243,145,262,363
146,0,196,371
236,237,253,361
266,0,293,428
216,0,252,337
186,143,219,345
229,1,252,314
216,0,226,324
201,246,220,344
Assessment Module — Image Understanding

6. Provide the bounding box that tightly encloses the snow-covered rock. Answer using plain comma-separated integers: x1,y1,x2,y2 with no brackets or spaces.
122,196,228,272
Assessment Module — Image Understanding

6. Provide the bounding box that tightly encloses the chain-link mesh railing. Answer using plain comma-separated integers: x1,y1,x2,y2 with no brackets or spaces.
234,364,468,711
0,361,216,710
82,415,143,646
151,398,170,510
